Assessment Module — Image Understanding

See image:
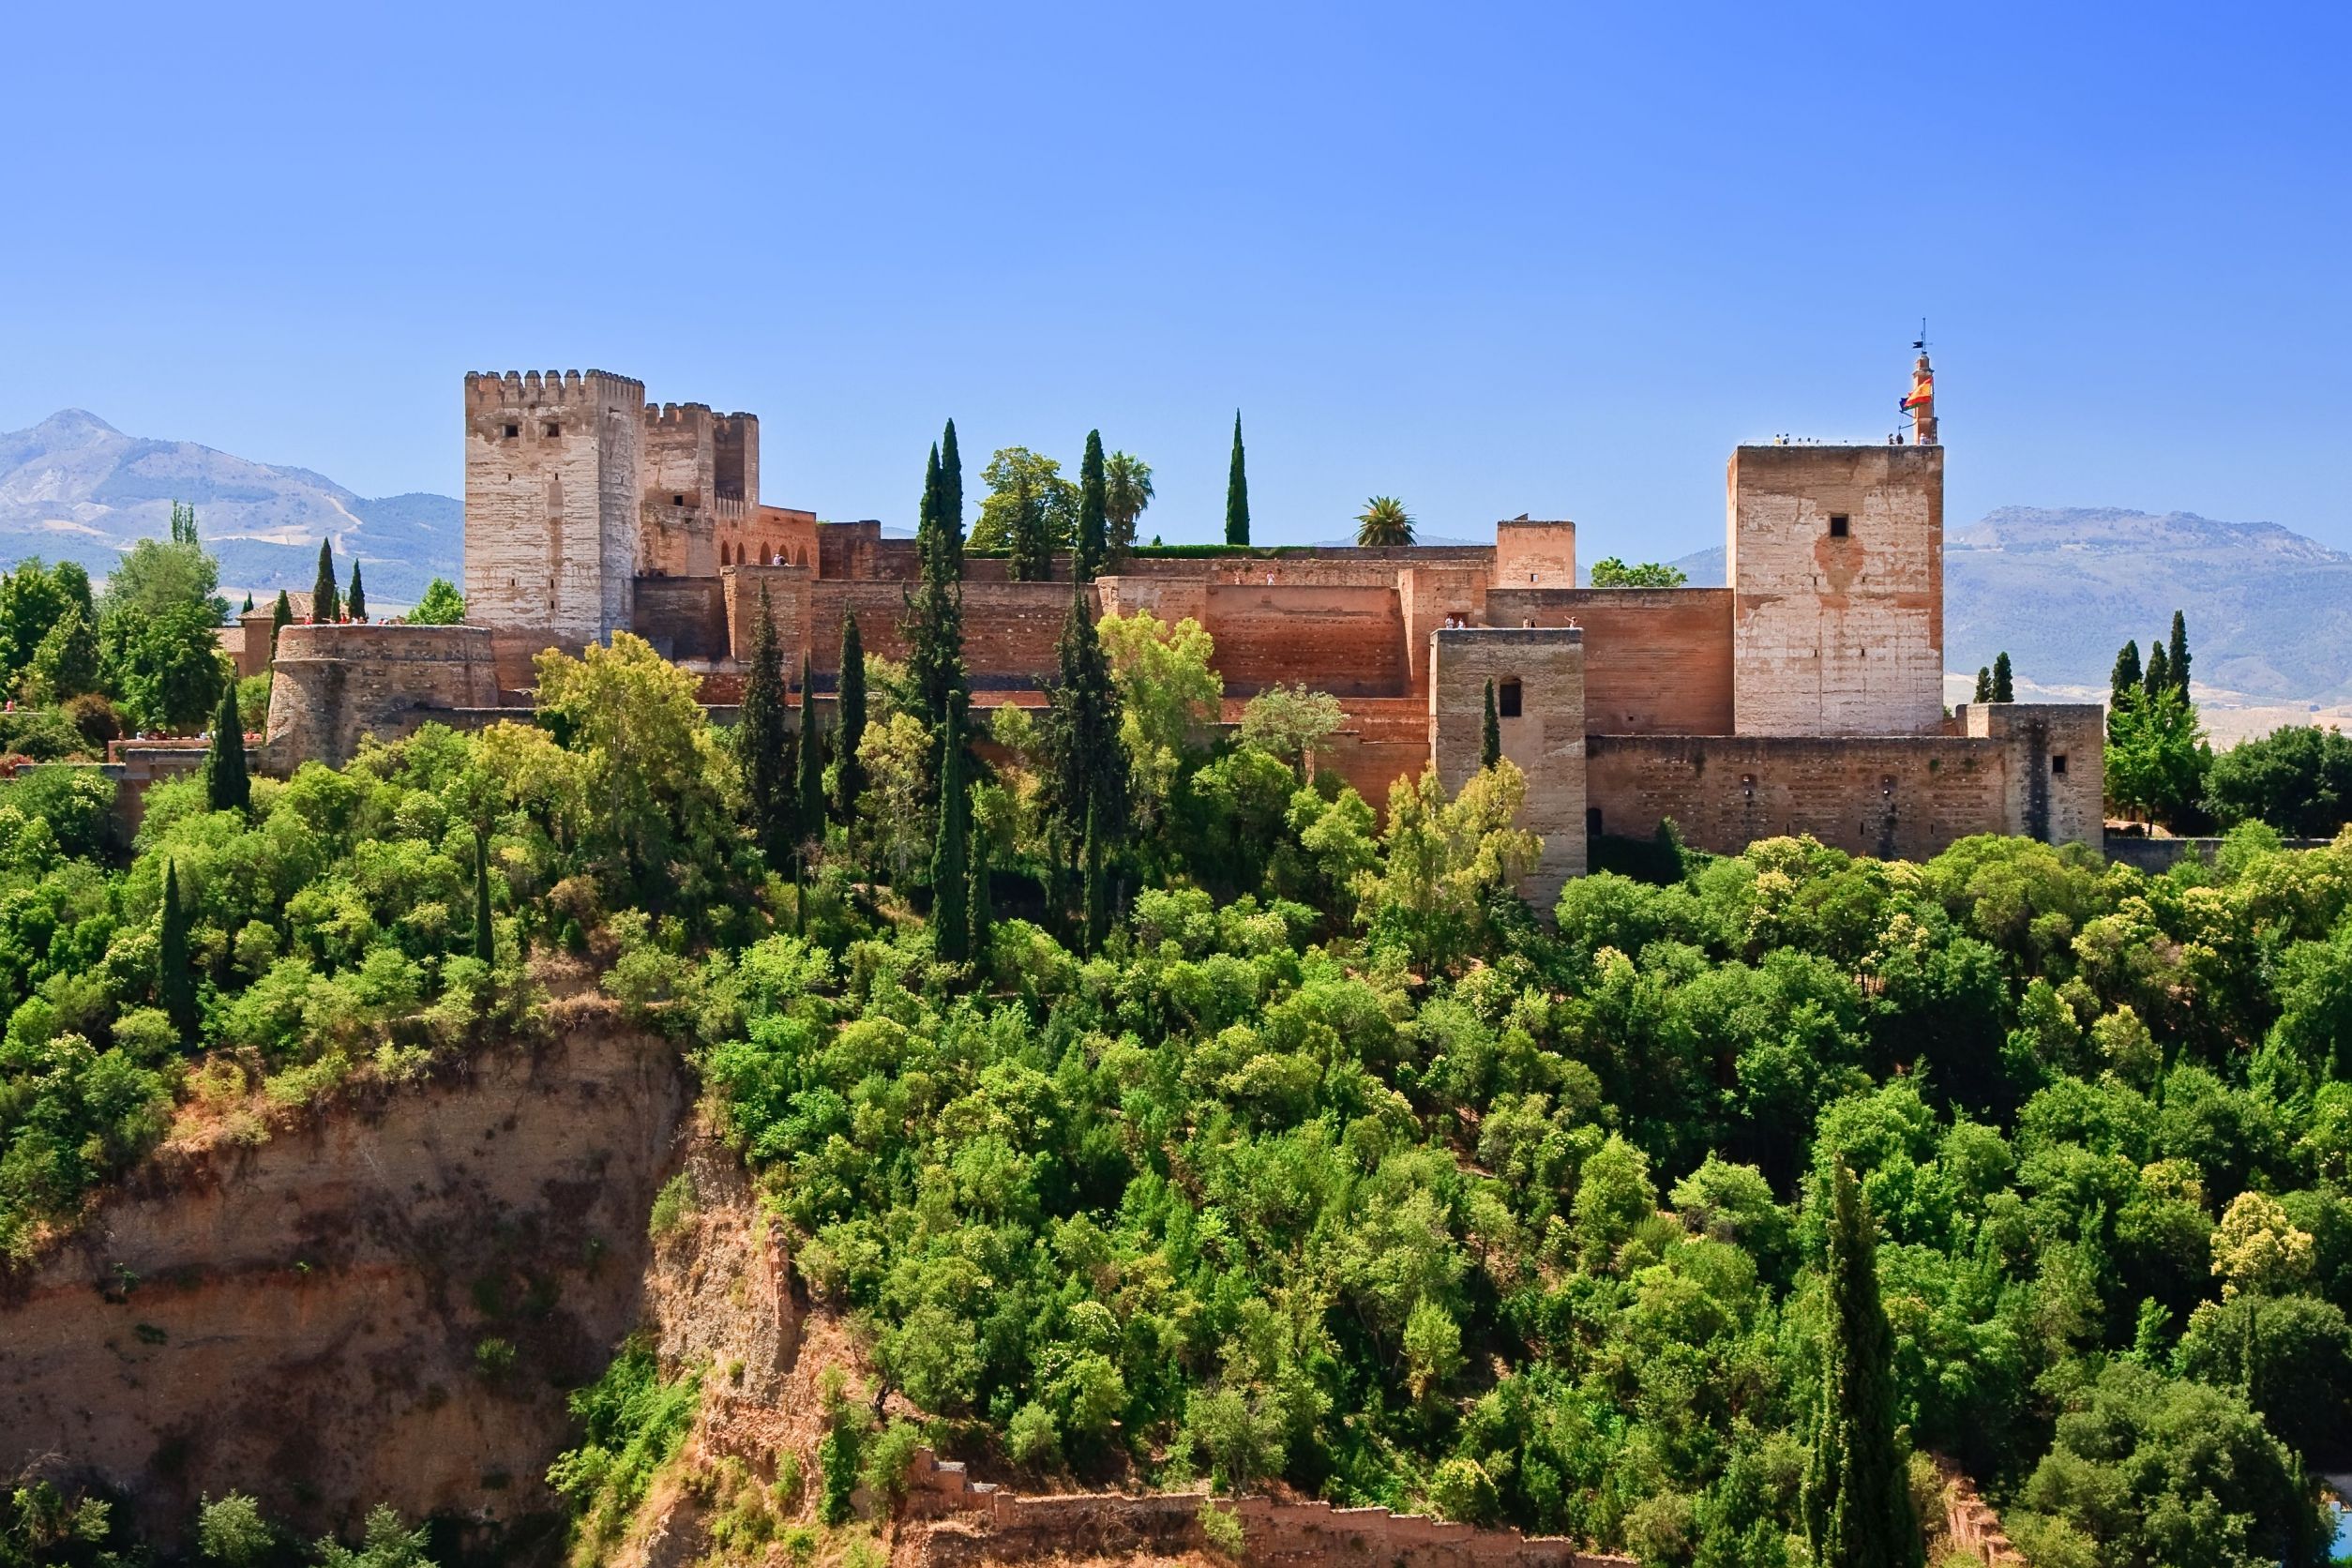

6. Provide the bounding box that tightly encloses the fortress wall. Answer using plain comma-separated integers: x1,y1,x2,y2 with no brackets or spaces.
1431,628,1588,904
642,401,716,508
722,565,814,672
264,625,502,773
1400,565,1496,692
1485,588,1736,734
1962,701,2106,849
1585,732,2027,860
463,369,644,649
1095,575,1210,626
632,578,732,663
796,580,1081,687
1205,583,1410,696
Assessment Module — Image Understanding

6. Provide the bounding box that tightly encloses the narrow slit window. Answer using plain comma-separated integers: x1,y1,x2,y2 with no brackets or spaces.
1586,807,1604,837
1498,678,1523,718
2052,754,2069,775
1829,514,1850,537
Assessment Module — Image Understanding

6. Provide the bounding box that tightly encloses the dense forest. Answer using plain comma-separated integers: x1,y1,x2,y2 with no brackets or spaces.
5,474,2352,1568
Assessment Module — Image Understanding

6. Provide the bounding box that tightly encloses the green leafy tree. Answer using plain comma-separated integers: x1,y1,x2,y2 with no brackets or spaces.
1043,583,1127,882
412,578,465,625
967,817,992,962
2143,641,2171,701
2167,609,2192,697
738,586,794,867
2205,724,2352,837
1104,450,1153,563
238,593,254,615
270,590,293,655
311,539,339,624
1992,651,2014,702
906,442,969,777
931,695,970,962
973,447,1077,570
2106,685,2209,827
1081,799,1107,954
100,601,227,732
1973,666,1993,704
1802,1163,1921,1568
196,1492,273,1567
204,679,249,814
833,613,867,823
1238,683,1343,777
1481,678,1501,770
314,1507,437,1568
346,561,367,622
169,500,200,548
0,560,88,682
939,417,965,578
1075,429,1108,580
28,605,100,701
1588,556,1689,587
1225,411,1250,547
1354,496,1414,548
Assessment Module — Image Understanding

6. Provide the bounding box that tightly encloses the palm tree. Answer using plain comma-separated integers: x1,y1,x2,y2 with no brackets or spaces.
1103,452,1154,562
1355,496,1415,548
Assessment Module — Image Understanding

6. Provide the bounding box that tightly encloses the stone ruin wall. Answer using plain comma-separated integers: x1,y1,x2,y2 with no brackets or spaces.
903,1449,1636,1568
264,625,503,772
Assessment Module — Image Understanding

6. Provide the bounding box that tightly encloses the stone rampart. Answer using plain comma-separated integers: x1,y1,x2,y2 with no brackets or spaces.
1431,627,1588,904
902,1450,1633,1568
1585,723,2102,861
264,625,502,773
634,577,732,663
1207,583,1410,696
1960,701,2105,849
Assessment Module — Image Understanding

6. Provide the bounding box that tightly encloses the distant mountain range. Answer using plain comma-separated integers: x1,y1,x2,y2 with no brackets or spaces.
0,410,460,608
5,410,2346,711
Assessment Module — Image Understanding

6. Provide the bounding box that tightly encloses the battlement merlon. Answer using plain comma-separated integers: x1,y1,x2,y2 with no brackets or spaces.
462,369,646,412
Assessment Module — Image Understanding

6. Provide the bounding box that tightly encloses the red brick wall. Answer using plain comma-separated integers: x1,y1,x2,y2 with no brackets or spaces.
1485,589,1735,734
1204,584,1409,696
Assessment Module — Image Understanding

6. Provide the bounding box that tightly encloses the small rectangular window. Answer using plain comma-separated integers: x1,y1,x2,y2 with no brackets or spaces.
2052,754,2069,776
1498,678,1523,718
1828,514,1850,538
672,494,686,507
544,422,560,438
503,423,520,439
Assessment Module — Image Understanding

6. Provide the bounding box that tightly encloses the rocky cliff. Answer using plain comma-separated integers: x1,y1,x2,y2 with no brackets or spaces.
0,1010,688,1547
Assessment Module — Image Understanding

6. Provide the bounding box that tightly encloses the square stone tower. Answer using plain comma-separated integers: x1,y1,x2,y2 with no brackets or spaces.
1430,626,1588,908
1727,444,1943,735
463,369,645,662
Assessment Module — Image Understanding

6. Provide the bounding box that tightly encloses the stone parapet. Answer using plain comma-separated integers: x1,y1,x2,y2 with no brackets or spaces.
264,624,502,773
903,1449,1634,1567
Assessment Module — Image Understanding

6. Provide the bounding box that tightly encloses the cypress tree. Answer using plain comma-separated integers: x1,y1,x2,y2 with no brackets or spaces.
1481,678,1501,770
271,590,294,657
346,561,368,622
1972,667,1993,704
1076,429,1108,580
1081,799,1108,955
2110,640,2142,708
473,828,495,966
967,823,992,967
2144,642,2171,701
1991,651,2014,703
906,444,967,779
939,419,965,578
204,679,249,814
1225,410,1250,548
796,655,826,850
739,585,793,866
311,540,339,623
158,861,196,1045
1046,581,1127,876
930,695,970,963
2167,610,2191,698
833,613,867,823
1802,1164,1922,1568
240,592,254,614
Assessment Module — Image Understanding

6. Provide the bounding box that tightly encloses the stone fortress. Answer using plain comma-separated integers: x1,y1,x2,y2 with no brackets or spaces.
263,356,2104,900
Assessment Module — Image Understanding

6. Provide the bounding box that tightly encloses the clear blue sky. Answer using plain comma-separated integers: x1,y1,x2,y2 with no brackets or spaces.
3,1,2346,557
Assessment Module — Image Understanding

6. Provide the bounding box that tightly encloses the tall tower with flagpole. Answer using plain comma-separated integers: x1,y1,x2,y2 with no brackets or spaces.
1902,323,1937,445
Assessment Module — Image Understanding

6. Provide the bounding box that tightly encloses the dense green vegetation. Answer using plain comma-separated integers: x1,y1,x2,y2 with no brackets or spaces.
9,470,2352,1566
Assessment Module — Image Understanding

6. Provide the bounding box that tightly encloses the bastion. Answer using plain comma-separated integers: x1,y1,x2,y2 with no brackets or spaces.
264,624,502,772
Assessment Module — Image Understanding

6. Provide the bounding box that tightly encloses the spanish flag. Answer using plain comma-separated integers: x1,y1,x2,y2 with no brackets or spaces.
1903,371,1935,410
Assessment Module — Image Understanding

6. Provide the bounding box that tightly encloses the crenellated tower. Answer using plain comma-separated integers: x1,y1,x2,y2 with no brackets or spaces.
462,369,644,680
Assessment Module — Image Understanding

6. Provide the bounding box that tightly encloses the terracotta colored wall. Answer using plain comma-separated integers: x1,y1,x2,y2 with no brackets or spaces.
633,577,731,663
1205,583,1409,696
1494,520,1577,588
1484,588,1735,734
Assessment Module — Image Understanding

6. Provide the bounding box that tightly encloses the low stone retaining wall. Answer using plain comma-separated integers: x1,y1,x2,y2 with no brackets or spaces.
903,1449,1633,1567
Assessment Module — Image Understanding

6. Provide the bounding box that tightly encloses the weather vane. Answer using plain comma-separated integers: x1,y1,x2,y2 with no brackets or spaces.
1912,317,1929,354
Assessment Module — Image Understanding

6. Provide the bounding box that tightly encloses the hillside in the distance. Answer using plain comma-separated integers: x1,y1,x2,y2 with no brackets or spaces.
0,410,460,607
1671,505,2352,711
